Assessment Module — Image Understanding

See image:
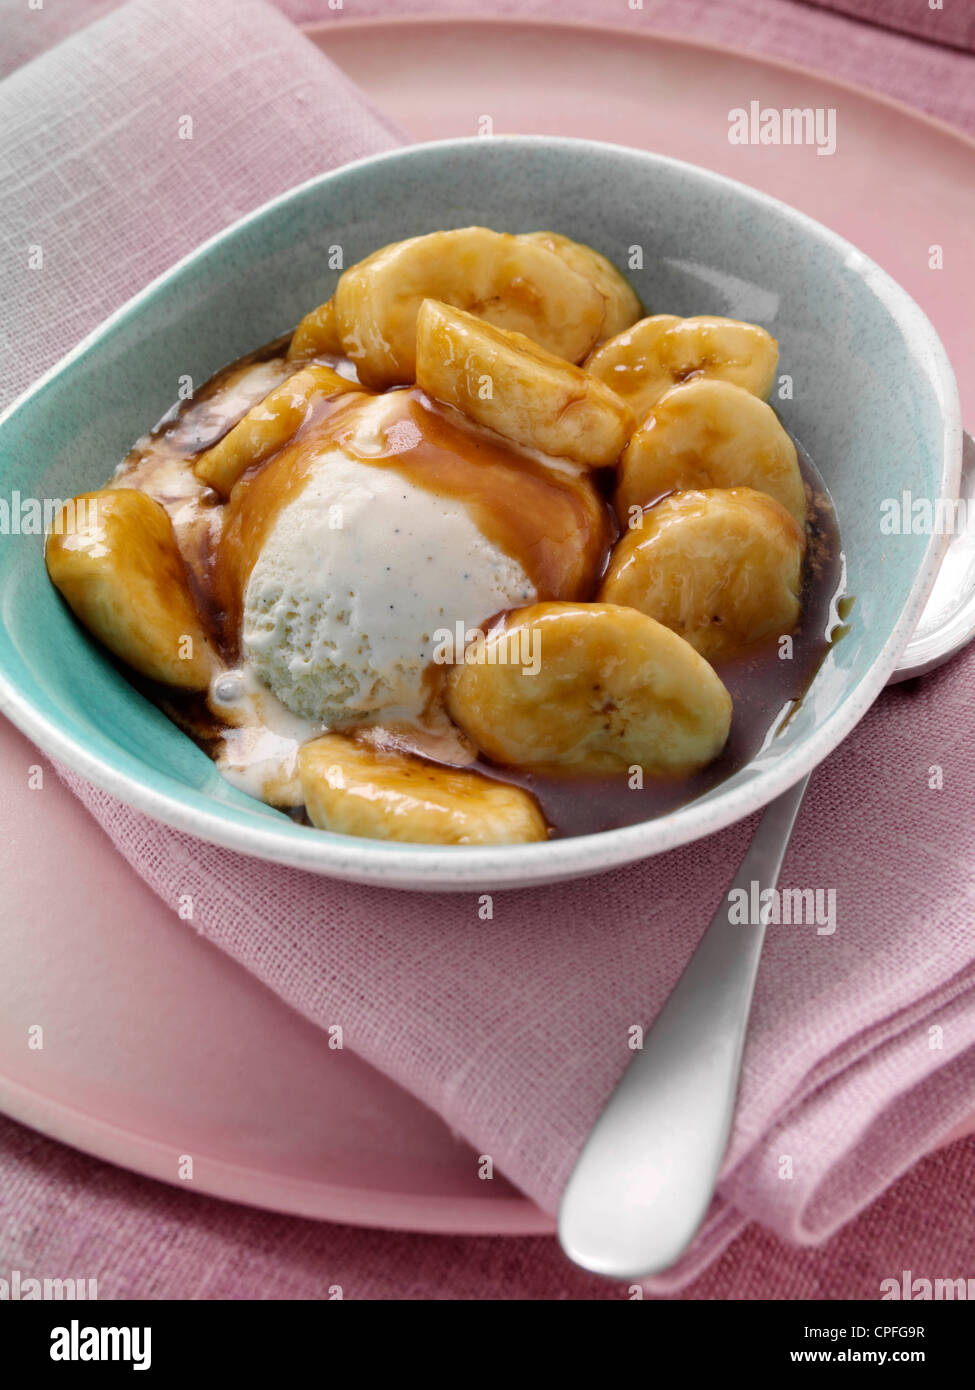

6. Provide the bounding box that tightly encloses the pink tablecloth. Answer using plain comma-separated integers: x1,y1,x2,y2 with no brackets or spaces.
2,1111,973,1299
1,0,974,1300
3,0,975,127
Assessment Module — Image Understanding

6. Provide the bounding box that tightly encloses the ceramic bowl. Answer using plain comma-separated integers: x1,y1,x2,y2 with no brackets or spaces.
0,137,961,890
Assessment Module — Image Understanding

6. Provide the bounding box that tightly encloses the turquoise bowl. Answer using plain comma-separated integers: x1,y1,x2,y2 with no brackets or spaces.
0,137,961,890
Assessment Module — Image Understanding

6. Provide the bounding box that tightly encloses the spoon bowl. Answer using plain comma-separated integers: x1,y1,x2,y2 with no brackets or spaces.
888,432,975,684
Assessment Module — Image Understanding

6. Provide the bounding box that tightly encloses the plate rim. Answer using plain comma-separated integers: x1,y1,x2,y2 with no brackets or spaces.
306,11,975,157
0,1071,555,1235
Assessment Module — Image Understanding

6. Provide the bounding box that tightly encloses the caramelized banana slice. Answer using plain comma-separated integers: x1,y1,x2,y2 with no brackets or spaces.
415,300,633,467
194,365,360,496
517,231,642,340
601,488,804,660
333,227,606,388
587,313,778,419
45,488,217,689
445,602,731,776
287,297,342,360
616,378,806,527
298,732,548,844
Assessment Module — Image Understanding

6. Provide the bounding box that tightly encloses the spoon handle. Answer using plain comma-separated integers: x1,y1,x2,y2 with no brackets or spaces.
558,772,811,1280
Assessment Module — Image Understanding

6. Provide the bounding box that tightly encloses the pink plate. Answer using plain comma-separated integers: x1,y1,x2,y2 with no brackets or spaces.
2,17,974,1234
311,15,975,431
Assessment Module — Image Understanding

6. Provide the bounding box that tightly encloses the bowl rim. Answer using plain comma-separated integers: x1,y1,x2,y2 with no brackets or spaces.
0,134,962,890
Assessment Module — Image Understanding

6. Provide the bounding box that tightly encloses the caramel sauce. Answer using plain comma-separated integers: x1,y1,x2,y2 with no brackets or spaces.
484,448,844,836
213,391,364,651
106,335,846,841
213,386,613,655
331,389,613,599
113,336,298,649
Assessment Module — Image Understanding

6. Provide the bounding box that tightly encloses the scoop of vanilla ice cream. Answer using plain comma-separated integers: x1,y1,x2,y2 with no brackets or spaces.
241,397,536,724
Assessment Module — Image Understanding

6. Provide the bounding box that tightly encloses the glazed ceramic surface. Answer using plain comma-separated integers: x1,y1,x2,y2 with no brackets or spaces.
0,136,961,890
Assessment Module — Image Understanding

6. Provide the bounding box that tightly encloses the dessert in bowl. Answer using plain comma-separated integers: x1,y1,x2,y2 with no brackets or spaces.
44,225,833,847
0,138,960,888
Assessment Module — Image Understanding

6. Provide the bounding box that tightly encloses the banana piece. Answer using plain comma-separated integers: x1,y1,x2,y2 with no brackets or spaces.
333,227,606,388
586,313,778,420
600,488,804,660
615,377,807,527
287,297,342,360
194,365,360,497
445,602,732,776
298,732,549,844
45,488,218,689
517,231,642,340
415,299,633,467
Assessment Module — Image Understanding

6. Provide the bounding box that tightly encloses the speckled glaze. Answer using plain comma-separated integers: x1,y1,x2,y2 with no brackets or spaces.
0,137,961,890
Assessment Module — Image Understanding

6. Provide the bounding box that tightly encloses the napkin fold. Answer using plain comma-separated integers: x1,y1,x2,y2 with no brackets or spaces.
3,0,975,1293
0,0,403,408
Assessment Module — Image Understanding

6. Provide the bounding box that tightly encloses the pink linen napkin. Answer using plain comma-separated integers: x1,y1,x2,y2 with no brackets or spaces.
0,0,403,409
2,0,975,1296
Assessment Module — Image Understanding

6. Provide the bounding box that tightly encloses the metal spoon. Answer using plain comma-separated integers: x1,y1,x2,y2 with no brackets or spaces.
559,432,975,1280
